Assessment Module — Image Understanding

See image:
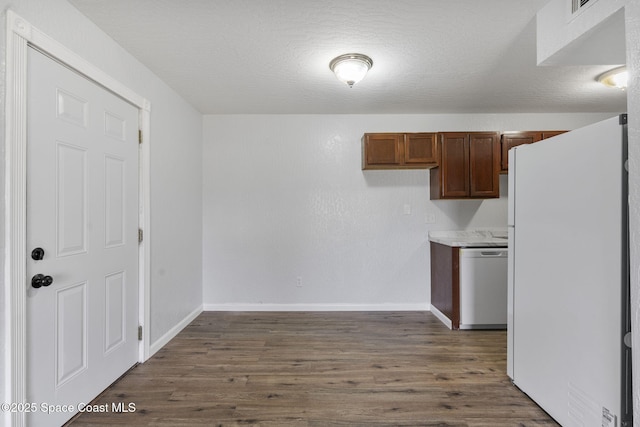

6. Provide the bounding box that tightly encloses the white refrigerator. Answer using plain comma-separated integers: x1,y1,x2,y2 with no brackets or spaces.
507,115,632,427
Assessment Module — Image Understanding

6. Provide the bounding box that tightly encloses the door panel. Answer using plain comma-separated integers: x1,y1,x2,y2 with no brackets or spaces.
26,47,139,427
56,283,87,386
56,88,88,127
440,133,469,198
56,142,88,256
469,132,499,198
105,271,126,353
104,111,127,141
105,155,127,248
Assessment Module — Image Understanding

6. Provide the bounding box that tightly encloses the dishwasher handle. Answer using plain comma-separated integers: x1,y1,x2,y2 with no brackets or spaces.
460,248,508,258
479,251,506,257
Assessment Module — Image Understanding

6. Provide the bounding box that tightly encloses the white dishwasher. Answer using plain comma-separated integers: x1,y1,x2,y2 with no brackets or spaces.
459,247,508,329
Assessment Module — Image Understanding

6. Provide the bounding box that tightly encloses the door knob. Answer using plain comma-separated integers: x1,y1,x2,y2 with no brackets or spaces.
31,247,45,260
31,274,53,288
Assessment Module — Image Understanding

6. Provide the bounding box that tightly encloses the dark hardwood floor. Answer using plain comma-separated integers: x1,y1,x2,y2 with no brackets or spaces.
69,311,557,426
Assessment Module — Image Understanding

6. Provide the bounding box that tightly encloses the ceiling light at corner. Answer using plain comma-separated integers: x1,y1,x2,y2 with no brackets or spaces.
329,53,373,88
597,66,628,89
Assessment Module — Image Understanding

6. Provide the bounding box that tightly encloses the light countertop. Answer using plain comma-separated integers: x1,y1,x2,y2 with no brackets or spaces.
428,229,508,248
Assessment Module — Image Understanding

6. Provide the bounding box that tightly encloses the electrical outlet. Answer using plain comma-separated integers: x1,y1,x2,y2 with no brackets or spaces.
296,276,303,288
403,204,411,215
425,213,436,224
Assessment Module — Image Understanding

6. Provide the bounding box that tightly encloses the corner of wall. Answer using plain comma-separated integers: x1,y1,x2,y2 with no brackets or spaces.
148,305,203,358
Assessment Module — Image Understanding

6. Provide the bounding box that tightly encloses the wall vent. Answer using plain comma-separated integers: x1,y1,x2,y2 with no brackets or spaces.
571,0,600,16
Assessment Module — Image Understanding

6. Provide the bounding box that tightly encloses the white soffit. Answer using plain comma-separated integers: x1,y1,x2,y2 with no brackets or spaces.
539,5,626,66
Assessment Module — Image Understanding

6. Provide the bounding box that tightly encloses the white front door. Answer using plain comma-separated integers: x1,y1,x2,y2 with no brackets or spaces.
26,47,139,427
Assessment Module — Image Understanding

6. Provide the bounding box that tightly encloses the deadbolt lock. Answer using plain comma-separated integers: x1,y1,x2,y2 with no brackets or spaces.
31,247,45,261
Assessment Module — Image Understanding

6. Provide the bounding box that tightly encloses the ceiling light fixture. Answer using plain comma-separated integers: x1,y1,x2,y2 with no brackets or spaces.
597,66,628,89
329,53,373,88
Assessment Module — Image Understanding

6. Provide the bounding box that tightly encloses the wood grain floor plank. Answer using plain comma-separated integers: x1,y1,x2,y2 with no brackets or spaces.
67,311,558,426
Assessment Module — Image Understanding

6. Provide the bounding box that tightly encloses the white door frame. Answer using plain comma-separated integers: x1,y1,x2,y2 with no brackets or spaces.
4,10,152,427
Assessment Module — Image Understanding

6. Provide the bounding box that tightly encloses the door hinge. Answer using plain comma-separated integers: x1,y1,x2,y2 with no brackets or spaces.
138,129,143,144
620,113,628,125
138,228,143,243
138,325,143,341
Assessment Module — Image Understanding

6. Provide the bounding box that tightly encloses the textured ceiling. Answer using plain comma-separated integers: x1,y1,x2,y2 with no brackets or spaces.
68,0,627,114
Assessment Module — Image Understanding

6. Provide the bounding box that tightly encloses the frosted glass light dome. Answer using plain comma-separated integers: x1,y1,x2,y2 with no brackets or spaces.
329,53,373,87
597,66,628,89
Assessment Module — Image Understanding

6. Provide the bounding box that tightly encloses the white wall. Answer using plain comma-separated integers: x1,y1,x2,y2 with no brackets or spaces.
202,113,613,310
146,90,203,345
0,0,203,419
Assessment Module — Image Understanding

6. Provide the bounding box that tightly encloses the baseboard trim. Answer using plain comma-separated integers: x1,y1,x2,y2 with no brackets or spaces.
430,304,452,329
148,305,203,358
203,303,429,312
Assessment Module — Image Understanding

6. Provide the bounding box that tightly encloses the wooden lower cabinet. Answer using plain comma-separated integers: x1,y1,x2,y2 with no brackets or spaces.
430,242,461,329
430,132,500,199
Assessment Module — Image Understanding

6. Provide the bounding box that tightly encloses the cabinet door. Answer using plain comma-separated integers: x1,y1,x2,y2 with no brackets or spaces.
362,133,402,169
469,132,500,198
500,132,542,173
404,133,437,165
430,242,460,329
439,132,470,198
541,130,567,139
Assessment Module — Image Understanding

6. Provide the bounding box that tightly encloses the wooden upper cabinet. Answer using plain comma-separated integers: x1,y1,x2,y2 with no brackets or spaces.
541,130,567,139
435,132,469,198
430,132,500,199
404,133,437,165
362,133,437,170
469,133,500,197
362,133,402,168
500,132,542,173
500,130,567,173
